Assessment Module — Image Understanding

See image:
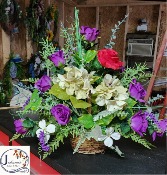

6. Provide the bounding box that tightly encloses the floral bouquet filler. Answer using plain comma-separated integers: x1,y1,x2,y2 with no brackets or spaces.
11,8,167,159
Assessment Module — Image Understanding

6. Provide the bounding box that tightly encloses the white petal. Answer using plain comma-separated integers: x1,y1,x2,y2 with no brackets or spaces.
115,94,128,101
45,134,50,143
96,96,106,106
36,129,43,138
116,100,126,106
98,135,107,141
39,120,46,129
46,124,56,134
90,126,103,141
111,132,121,140
106,127,114,135
104,137,113,147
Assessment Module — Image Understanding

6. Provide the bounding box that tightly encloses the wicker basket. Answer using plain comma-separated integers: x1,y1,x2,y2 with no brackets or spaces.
70,137,105,154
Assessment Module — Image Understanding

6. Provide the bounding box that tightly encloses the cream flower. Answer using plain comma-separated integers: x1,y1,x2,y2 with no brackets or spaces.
95,74,128,112
36,120,56,143
98,127,121,147
106,100,126,112
55,66,96,99
103,74,120,87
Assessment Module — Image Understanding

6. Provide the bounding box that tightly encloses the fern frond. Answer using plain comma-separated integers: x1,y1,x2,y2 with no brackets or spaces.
21,78,38,83
130,133,155,149
93,110,115,121
73,134,86,154
10,133,21,142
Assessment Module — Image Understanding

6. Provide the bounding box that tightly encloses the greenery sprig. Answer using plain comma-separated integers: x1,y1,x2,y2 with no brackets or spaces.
105,14,129,49
61,22,76,64
121,63,151,88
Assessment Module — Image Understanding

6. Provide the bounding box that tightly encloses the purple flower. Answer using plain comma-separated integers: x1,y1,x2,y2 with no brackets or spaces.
22,97,30,110
129,79,146,102
39,131,50,152
34,75,51,92
51,104,71,125
152,119,167,141
14,119,28,134
120,66,125,73
80,26,99,42
49,50,65,67
130,111,148,137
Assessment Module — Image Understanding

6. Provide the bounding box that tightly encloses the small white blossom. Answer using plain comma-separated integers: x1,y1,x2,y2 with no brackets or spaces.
36,119,56,143
98,127,121,147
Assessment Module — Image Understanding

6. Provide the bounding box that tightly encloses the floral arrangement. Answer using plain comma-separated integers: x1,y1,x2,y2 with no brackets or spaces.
11,8,167,159
2,53,25,101
25,0,58,44
0,0,22,34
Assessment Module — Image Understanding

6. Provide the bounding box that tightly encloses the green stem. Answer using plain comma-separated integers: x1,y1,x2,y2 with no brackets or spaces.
74,7,82,66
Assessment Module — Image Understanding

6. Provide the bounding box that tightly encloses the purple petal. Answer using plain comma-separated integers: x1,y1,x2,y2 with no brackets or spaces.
49,50,65,67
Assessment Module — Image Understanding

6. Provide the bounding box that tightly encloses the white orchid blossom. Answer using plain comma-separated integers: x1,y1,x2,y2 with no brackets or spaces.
36,119,56,143
98,127,121,147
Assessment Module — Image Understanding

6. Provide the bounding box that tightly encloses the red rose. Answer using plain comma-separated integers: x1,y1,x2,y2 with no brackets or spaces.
97,49,123,70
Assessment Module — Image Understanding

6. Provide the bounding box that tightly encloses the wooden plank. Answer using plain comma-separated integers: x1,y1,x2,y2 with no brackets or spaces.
1,29,10,65
77,1,166,7
95,6,100,49
64,3,75,28
156,4,167,84
98,6,126,59
123,5,129,64
128,5,159,34
159,93,167,119
144,29,167,101
78,7,96,28
9,0,27,61
153,4,162,69
58,1,65,48
78,0,166,5
62,0,77,6
24,0,33,61
96,6,99,29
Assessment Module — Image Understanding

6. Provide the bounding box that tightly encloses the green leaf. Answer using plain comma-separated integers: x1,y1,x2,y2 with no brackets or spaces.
24,89,42,111
126,98,137,108
23,119,34,128
30,125,38,137
73,52,82,65
31,97,42,110
70,96,91,109
31,89,39,99
71,115,79,123
119,114,127,120
90,76,100,84
84,50,97,63
148,126,154,135
49,84,70,100
95,114,115,126
92,58,102,69
78,114,94,129
120,123,131,134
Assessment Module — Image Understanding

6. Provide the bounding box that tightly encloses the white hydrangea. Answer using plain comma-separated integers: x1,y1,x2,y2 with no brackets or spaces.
55,66,96,99
95,74,129,112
